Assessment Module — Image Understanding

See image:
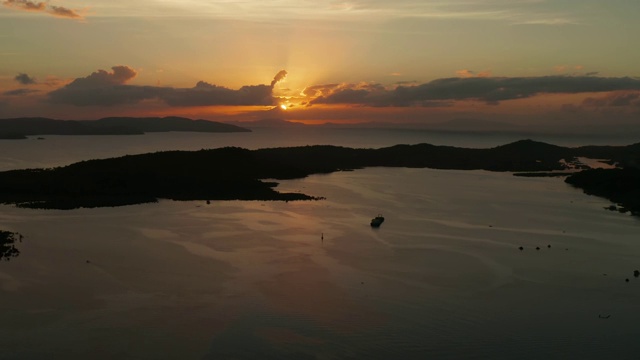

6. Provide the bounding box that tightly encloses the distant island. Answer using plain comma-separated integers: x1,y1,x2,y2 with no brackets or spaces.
0,117,250,139
0,139,638,211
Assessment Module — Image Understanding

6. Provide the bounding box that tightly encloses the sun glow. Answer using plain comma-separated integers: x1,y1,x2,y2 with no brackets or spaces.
280,104,288,110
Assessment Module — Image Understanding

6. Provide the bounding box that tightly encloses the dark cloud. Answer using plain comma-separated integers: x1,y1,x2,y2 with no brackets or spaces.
161,82,274,107
3,0,83,19
3,88,40,96
49,84,160,107
48,66,280,107
48,66,152,106
14,73,36,85
310,76,640,107
47,5,83,19
68,65,137,87
270,70,287,87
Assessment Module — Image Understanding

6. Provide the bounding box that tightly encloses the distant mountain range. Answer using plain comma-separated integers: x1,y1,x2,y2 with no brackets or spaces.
0,139,639,210
0,116,250,139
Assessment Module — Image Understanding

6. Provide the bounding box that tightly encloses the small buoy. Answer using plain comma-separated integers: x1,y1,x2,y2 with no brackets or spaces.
536,247,540,250
547,244,551,248
625,278,630,282
86,260,91,264
634,270,639,278
518,246,524,251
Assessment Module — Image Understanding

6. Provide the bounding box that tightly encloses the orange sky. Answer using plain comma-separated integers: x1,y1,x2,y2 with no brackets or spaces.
1,1,640,131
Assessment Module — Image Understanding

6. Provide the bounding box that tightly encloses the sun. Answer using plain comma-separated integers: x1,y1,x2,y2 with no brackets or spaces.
280,104,287,110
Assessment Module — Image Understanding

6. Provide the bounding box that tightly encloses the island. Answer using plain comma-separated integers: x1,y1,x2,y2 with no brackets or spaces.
565,168,640,216
0,139,637,210
0,116,250,138
0,231,22,261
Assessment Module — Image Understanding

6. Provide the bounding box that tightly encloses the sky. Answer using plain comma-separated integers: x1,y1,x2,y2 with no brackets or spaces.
1,0,640,129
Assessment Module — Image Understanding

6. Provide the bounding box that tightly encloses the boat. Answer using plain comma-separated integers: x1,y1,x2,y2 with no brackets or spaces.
370,214,385,227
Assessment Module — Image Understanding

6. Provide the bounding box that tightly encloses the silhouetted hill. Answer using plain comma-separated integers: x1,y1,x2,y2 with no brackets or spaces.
0,140,639,209
0,117,250,137
92,116,250,133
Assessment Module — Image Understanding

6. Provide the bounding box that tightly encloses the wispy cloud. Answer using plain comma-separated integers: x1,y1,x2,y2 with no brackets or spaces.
68,0,577,26
513,17,578,26
3,88,39,96
2,0,84,19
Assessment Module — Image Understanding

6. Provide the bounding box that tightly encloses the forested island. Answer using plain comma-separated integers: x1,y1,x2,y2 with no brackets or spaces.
0,117,250,138
565,168,640,215
0,231,22,261
0,139,638,211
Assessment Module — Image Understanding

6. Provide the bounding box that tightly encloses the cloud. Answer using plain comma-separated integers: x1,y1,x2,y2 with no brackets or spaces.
270,70,288,87
2,0,84,19
456,69,491,78
68,65,137,87
161,82,274,107
48,65,158,106
582,91,640,108
42,76,65,87
554,65,595,76
301,84,341,98
14,73,36,85
48,66,280,107
513,18,577,26
47,5,83,19
554,65,568,73
309,76,640,107
3,88,40,96
2,0,44,11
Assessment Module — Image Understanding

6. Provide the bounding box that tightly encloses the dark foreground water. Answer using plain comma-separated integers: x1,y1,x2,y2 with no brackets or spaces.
0,130,639,359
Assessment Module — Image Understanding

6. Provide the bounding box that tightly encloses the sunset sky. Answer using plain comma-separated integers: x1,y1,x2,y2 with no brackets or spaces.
1,0,640,128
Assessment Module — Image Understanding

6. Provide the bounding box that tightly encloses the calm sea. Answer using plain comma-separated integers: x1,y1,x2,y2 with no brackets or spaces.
0,129,639,359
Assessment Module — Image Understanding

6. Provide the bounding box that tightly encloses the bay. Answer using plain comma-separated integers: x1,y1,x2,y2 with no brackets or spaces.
0,129,639,359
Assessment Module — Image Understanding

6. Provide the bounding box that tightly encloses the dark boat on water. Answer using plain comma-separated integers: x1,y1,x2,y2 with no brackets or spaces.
370,214,385,227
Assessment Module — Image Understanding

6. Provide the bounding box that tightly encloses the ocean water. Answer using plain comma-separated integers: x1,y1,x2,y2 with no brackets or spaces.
0,130,639,359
